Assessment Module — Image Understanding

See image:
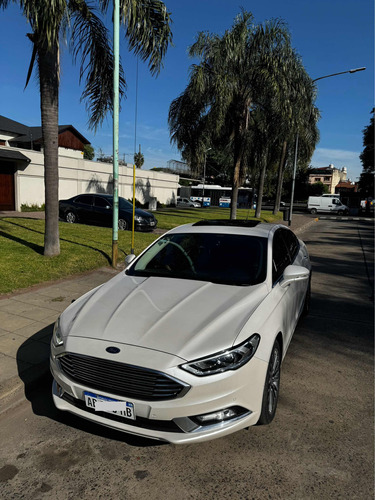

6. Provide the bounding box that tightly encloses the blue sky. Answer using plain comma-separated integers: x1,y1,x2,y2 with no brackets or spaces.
0,0,373,182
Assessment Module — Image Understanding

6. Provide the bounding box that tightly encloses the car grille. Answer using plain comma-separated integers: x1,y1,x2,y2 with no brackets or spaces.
58,353,189,401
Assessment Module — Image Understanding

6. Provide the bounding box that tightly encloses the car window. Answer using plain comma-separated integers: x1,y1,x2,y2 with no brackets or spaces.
127,233,268,286
94,196,111,208
281,228,299,262
75,195,93,206
119,198,133,210
272,229,291,283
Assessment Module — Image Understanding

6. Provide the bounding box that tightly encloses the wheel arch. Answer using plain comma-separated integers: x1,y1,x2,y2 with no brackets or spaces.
276,331,283,358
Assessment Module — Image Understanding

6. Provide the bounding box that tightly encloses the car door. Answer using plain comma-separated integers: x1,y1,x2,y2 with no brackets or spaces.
271,228,297,350
93,196,112,227
74,195,94,222
281,228,307,326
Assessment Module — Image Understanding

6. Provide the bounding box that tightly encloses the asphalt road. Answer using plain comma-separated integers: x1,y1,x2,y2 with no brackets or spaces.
0,219,373,500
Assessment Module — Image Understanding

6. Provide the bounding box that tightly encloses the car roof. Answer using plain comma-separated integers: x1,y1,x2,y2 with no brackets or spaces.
166,221,284,238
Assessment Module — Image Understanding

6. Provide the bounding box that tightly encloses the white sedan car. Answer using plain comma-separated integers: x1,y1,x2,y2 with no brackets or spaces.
51,220,311,444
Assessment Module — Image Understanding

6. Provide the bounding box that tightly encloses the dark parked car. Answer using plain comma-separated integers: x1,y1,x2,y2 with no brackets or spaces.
59,194,157,231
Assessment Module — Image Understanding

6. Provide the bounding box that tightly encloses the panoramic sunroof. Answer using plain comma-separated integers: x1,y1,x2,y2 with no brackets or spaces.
193,220,261,227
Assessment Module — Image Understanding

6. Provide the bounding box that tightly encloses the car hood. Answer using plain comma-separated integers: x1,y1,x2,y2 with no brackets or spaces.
60,272,269,361
121,207,155,219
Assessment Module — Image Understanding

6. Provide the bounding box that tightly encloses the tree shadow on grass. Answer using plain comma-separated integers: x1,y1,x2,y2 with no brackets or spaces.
17,325,165,448
0,230,44,254
1,220,116,265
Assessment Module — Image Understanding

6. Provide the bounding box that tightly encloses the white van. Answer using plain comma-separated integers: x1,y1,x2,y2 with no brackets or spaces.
308,196,349,215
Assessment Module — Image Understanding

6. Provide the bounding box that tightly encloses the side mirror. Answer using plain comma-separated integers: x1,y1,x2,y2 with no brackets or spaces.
280,265,309,288
125,254,136,267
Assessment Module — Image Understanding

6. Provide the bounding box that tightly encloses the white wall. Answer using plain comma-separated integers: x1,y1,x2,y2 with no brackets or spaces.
11,147,179,209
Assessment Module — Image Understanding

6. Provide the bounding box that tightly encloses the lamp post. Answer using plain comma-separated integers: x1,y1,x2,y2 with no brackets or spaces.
202,147,211,207
288,66,366,226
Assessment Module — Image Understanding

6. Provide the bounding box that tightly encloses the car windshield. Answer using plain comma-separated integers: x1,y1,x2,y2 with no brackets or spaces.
127,233,267,286
119,198,133,210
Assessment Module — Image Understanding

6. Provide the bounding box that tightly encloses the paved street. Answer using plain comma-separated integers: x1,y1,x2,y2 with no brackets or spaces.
0,218,373,499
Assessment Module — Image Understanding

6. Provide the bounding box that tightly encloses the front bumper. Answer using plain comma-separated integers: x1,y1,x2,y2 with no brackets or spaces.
50,346,267,444
134,219,157,232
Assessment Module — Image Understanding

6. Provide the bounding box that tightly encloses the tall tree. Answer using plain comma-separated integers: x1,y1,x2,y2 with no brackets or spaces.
1,0,172,256
271,48,319,215
169,11,291,219
134,145,145,169
359,108,374,198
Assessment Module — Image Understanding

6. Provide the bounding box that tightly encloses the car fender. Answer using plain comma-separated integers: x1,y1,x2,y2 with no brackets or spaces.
233,288,287,363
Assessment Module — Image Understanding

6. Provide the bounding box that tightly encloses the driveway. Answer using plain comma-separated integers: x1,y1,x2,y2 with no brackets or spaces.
0,218,373,499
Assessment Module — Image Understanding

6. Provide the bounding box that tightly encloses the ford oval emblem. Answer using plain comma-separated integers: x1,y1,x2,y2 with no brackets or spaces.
106,346,120,354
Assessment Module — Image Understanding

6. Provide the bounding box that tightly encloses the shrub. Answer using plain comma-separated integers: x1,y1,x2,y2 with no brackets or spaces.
21,203,45,212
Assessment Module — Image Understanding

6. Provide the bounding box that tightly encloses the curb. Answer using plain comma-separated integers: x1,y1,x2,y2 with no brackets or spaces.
0,360,51,416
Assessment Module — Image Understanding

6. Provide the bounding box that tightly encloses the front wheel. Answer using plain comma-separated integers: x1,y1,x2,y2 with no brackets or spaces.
257,340,281,425
118,218,128,231
65,211,77,223
310,208,317,215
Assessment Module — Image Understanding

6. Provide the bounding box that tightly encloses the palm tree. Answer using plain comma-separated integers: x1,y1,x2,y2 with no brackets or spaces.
1,0,172,256
169,11,291,219
271,49,319,215
134,145,145,169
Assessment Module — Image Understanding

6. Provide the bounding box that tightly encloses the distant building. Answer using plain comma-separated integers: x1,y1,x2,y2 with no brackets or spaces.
0,115,179,210
335,180,358,194
308,164,347,194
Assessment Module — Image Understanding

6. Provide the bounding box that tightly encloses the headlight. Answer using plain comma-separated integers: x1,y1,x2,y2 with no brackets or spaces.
52,317,64,347
134,215,144,222
180,334,260,376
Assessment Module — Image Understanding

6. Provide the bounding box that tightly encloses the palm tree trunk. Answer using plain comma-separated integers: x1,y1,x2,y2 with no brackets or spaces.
38,42,60,257
273,141,288,215
230,157,241,220
255,163,266,218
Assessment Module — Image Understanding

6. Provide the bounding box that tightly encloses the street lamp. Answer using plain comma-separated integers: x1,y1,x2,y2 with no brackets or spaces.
202,147,211,207
288,66,366,226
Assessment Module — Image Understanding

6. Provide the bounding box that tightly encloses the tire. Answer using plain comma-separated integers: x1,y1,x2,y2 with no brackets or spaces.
118,218,128,231
65,211,77,223
310,208,317,215
257,340,281,425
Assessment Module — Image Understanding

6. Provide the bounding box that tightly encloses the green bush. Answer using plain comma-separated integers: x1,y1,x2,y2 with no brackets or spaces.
21,203,45,212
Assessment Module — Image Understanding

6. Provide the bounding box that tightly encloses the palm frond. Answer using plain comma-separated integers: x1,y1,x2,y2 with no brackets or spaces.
120,0,172,76
69,0,126,130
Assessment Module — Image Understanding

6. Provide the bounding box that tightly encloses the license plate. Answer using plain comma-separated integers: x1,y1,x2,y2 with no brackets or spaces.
150,221,155,226
84,391,135,420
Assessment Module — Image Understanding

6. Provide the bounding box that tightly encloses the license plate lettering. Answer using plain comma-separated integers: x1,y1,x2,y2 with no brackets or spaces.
84,392,135,420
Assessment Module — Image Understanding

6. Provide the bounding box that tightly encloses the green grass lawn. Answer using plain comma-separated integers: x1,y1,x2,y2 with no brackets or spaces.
0,208,281,294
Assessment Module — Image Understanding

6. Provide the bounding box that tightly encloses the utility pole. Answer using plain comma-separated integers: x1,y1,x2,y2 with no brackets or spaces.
112,0,120,267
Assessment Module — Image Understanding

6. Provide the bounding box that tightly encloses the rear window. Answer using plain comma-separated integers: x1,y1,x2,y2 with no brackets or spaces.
127,233,268,286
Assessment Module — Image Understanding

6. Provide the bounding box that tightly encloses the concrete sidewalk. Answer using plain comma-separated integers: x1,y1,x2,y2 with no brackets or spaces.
0,214,316,411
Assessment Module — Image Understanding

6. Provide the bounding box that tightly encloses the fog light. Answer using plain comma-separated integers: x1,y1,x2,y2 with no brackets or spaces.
196,408,236,423
194,406,248,426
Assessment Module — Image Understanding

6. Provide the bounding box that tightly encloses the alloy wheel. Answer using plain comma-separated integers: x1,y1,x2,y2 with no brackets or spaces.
267,345,280,416
118,218,127,231
66,211,76,223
